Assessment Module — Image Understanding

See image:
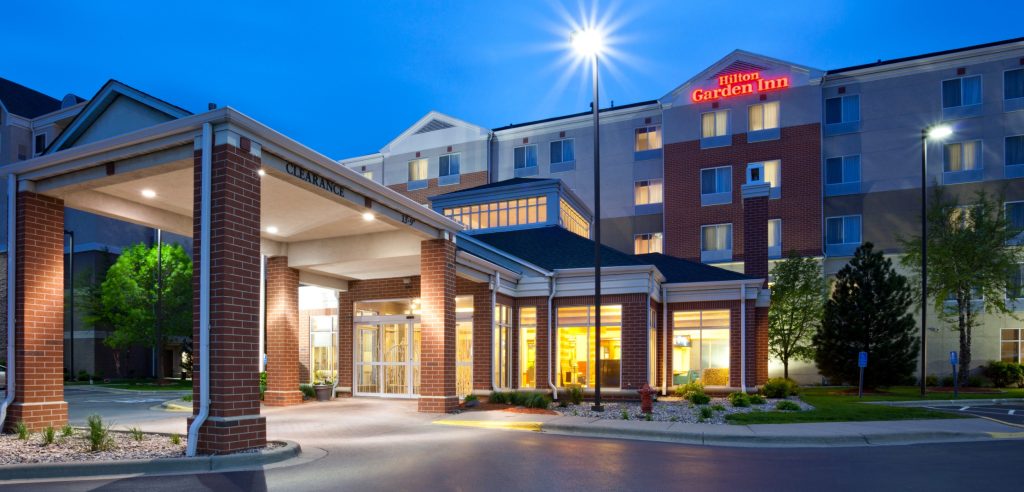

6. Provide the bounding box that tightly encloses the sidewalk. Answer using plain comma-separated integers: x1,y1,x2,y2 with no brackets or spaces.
435,411,1024,447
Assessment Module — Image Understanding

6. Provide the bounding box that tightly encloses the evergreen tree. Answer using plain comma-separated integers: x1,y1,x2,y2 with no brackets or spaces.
814,242,918,387
769,252,824,379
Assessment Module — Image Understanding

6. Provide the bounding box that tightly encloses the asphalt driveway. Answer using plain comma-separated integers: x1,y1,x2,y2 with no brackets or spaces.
926,403,1024,426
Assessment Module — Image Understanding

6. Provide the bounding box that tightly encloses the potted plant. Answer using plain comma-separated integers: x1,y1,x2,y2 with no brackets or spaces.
313,371,334,402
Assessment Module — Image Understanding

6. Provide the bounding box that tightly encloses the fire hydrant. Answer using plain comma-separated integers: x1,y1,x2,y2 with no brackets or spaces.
638,383,655,415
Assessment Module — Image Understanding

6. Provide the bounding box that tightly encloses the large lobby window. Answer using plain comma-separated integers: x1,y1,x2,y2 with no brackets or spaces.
456,296,473,398
494,304,512,389
1003,329,1023,363
634,233,663,255
557,305,622,388
520,307,537,389
444,196,548,231
701,223,732,263
559,198,590,239
672,310,730,386
634,179,663,206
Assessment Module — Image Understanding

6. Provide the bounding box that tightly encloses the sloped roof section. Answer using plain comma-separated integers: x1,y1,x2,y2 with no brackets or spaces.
0,77,61,118
712,60,768,79
636,253,751,283
472,226,642,270
413,118,455,134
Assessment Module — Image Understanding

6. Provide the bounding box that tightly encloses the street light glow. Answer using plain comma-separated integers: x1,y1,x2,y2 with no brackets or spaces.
570,29,604,57
362,211,375,222
928,125,953,140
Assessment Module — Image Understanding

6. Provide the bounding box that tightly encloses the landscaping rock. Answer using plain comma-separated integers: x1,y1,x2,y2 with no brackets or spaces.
554,397,812,424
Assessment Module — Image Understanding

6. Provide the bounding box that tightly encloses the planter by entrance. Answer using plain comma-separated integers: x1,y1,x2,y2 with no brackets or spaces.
314,385,333,401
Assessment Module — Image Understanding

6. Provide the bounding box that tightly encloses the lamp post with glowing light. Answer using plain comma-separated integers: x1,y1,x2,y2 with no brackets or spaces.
571,28,605,411
919,124,952,396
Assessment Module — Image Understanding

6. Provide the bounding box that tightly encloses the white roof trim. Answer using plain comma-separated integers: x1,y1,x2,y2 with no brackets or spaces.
380,110,490,155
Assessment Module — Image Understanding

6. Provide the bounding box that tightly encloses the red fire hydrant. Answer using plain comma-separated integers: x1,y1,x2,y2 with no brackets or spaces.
638,384,654,415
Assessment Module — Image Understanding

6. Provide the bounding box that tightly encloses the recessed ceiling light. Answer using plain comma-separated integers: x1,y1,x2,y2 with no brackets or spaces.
266,226,279,234
141,189,157,199
258,169,266,177
362,212,375,222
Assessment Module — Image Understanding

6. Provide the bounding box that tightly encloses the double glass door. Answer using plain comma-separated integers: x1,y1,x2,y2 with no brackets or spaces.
354,319,420,397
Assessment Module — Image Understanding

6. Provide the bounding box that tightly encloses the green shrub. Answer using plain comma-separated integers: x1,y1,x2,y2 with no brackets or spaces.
42,425,56,445
567,384,584,405
86,414,113,452
983,361,1024,388
464,394,478,403
489,391,508,404
170,433,181,445
761,378,799,398
775,400,801,411
525,393,551,409
645,413,653,421
61,424,74,438
674,381,704,399
77,370,90,382
748,394,766,405
299,384,315,399
710,404,726,412
181,394,193,402
941,375,954,387
728,392,751,407
925,374,939,387
621,408,629,420
129,427,144,442
15,421,29,440
698,406,713,421
967,376,985,388
687,391,711,405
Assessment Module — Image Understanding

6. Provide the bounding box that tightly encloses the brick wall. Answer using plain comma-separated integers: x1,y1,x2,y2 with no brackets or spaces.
743,193,769,283
263,256,303,406
388,170,487,204
5,191,67,431
664,123,822,263
188,142,266,454
418,239,457,412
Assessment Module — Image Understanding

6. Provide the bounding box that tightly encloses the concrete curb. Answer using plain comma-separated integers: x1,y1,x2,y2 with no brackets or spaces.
160,399,192,412
0,440,300,482
863,398,1024,407
64,385,191,396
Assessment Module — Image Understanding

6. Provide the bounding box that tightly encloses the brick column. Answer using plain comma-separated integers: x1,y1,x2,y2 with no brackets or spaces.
188,135,266,454
4,191,67,431
741,178,770,388
263,256,303,406
418,238,457,412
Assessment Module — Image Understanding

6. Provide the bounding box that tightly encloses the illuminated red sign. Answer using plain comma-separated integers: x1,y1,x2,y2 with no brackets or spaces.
690,72,790,103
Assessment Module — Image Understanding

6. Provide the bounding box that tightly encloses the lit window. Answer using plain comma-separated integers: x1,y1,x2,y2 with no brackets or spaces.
634,179,663,206
408,158,428,182
700,167,731,195
943,75,982,108
635,126,662,151
550,139,575,164
672,310,730,386
559,198,590,238
825,95,860,124
701,224,732,252
1006,69,1024,101
1002,328,1023,363
825,215,861,245
439,153,460,177
768,219,781,258
762,159,781,194
825,155,861,184
748,101,780,131
519,307,538,389
1006,136,1024,167
514,145,538,169
634,233,663,255
361,170,374,181
557,305,622,388
701,110,728,138
494,304,512,389
944,140,982,172
443,196,548,232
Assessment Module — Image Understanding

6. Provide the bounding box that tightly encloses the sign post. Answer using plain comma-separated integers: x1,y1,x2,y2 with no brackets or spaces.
950,351,959,399
857,351,868,399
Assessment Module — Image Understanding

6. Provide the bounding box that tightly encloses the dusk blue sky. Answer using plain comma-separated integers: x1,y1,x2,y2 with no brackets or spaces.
4,1,1022,158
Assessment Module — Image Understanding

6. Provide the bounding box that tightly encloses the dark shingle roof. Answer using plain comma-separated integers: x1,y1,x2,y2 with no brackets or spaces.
636,253,752,283
430,177,559,199
827,36,1024,75
493,100,659,131
0,77,61,118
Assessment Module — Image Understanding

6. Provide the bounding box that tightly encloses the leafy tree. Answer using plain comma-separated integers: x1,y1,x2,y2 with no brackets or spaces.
769,252,824,379
90,242,192,377
814,242,918,387
900,188,1024,381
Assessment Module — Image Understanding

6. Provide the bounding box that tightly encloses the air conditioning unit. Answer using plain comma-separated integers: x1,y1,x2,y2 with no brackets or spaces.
746,162,765,185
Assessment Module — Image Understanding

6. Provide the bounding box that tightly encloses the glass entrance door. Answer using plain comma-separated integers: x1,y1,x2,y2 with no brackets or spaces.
354,319,420,398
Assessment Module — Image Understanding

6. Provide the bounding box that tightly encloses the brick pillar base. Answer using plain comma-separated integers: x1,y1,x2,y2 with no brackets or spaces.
264,256,304,406
187,415,267,455
418,238,457,413
4,191,67,432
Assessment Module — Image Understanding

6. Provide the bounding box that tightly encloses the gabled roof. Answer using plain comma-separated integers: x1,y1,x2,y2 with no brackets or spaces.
661,49,823,104
0,77,61,118
380,110,490,155
46,79,192,154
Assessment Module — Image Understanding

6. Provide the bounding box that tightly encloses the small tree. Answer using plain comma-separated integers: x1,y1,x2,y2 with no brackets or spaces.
815,242,918,387
901,188,1024,381
768,252,824,379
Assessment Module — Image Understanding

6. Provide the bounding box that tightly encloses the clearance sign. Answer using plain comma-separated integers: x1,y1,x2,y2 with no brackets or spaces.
691,72,790,103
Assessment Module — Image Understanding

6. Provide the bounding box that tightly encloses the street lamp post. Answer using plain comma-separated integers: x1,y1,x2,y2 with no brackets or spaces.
64,229,74,378
919,124,952,396
571,29,604,411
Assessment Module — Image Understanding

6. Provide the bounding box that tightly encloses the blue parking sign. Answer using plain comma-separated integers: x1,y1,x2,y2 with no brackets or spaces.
858,351,868,368
950,351,958,366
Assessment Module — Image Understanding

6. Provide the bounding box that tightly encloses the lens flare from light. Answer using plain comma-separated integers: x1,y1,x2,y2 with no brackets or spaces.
571,29,604,57
928,125,953,140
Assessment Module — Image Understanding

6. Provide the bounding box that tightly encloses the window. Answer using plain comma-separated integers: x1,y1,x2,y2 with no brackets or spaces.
648,307,658,387
456,297,473,398
1007,69,1024,111
825,155,861,185
33,134,46,156
944,140,982,172
514,145,538,169
550,139,575,164
748,101,780,131
672,310,730,386
824,95,860,129
408,158,428,182
825,215,861,245
494,304,512,389
701,110,729,138
701,224,732,262
443,196,548,231
520,307,538,389
361,170,374,181
557,305,622,388
1006,202,1024,244
768,219,782,259
634,233,663,255
700,167,731,206
1002,329,1023,363
439,153,460,177
1007,135,1024,167
635,126,662,151
943,76,982,108
1008,265,1024,300
762,159,781,198
634,179,663,206
559,198,590,238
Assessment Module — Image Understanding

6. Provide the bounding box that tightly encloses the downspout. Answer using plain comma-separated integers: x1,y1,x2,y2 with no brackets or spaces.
490,271,499,390
486,132,495,183
662,284,668,396
547,274,558,399
740,283,747,394
1,174,17,426
187,122,213,457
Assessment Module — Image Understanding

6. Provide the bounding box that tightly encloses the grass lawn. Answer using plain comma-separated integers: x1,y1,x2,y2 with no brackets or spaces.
65,380,193,391
726,386,1024,425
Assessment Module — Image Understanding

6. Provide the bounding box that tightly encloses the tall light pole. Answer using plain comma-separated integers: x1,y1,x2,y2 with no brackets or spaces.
64,229,74,378
919,124,952,396
571,29,604,411
155,229,164,384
